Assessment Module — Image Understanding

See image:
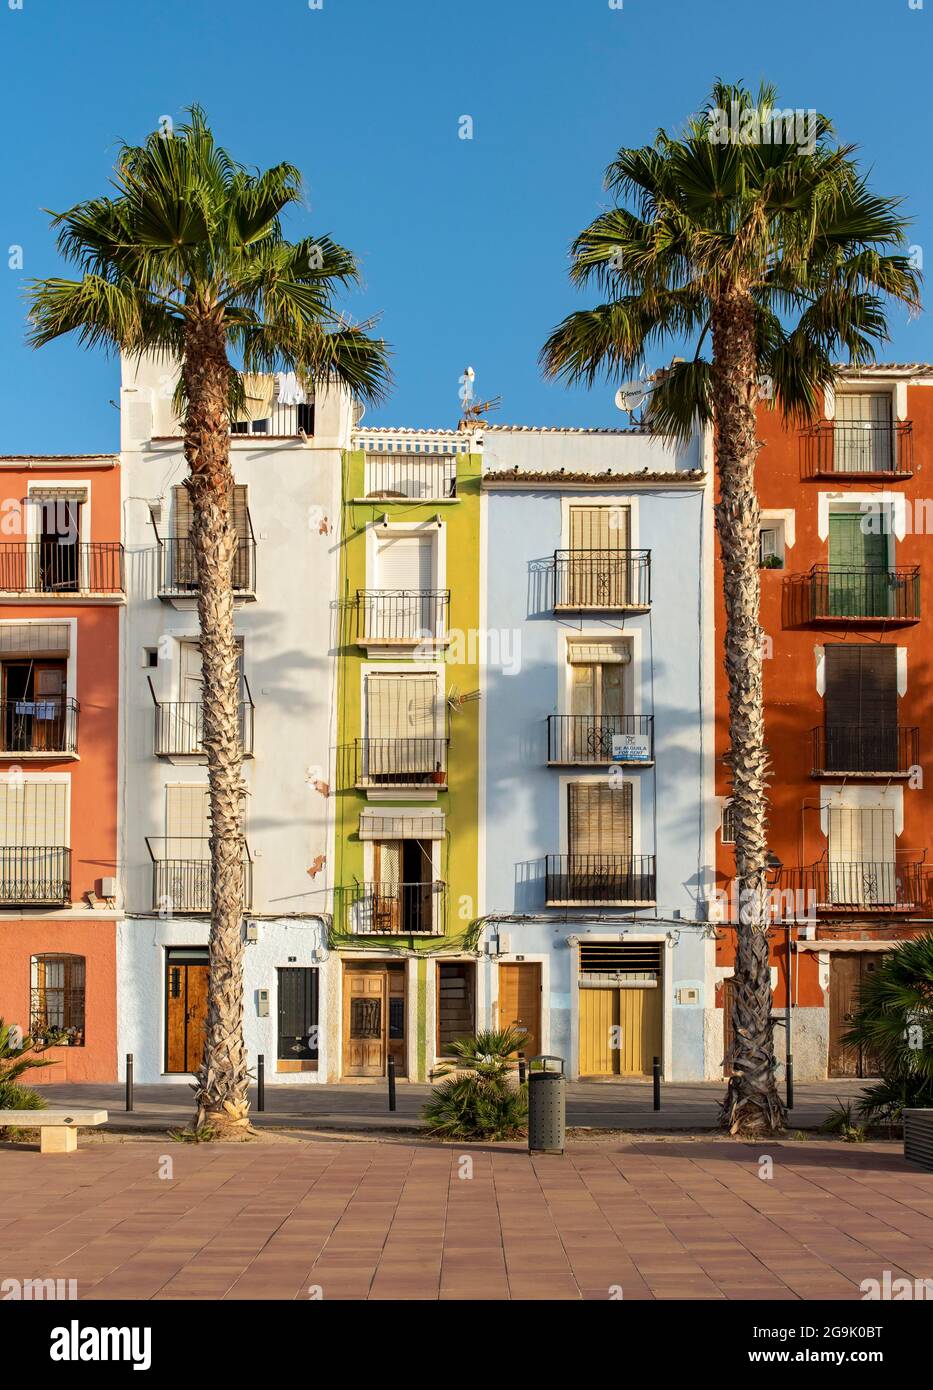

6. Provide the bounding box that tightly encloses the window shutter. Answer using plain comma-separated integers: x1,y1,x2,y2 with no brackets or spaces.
230,484,250,588
570,505,628,552
166,785,210,858
376,535,432,590
367,673,438,740
568,781,632,856
173,485,193,540
0,780,67,847
0,623,70,657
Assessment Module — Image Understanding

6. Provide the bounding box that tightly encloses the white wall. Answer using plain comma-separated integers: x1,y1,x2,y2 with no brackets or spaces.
117,353,352,1082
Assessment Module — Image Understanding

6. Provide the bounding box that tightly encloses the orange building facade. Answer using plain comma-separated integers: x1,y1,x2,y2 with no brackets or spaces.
713,367,933,1081
0,455,122,1082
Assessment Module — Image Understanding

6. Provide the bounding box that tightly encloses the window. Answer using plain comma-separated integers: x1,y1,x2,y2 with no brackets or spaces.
827,510,891,617
31,954,85,1045
0,778,69,902
144,647,159,669
827,805,896,905
834,393,894,473
568,780,633,858
567,505,631,607
364,671,444,784
29,490,85,593
372,838,435,933
823,645,898,772
369,532,439,639
721,800,736,844
759,528,781,567
171,484,252,590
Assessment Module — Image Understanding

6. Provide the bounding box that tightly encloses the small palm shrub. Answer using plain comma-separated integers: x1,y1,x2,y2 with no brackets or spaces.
821,1098,867,1143
843,934,933,1124
0,1019,54,1118
423,1027,528,1140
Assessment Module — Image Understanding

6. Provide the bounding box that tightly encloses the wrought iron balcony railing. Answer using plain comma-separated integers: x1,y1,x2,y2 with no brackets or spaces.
552,549,651,610
545,853,656,906
0,847,71,905
352,737,448,789
547,714,654,765
146,838,253,914
811,724,919,777
150,677,255,756
801,421,913,478
363,454,457,500
0,542,124,594
230,402,315,437
805,565,920,622
0,697,79,756
356,589,449,644
339,880,447,935
780,858,924,912
157,536,256,598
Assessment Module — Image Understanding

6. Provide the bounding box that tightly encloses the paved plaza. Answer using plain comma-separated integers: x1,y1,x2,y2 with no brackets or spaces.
1,1134,931,1301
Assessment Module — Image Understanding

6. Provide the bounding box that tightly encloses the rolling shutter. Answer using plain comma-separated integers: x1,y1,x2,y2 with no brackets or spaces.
376,535,432,589
825,645,896,725
0,624,70,658
568,781,632,856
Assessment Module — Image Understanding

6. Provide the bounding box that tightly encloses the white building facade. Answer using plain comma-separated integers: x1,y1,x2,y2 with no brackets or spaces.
116,354,352,1084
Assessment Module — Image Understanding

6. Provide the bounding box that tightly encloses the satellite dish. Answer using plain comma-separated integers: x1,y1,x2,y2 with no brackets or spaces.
615,379,649,413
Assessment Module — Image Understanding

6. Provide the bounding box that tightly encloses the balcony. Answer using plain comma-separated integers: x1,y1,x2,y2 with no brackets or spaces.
0,542,124,598
545,853,657,907
355,590,449,655
801,421,913,479
230,402,315,438
802,565,920,624
552,550,651,612
146,838,253,914
340,880,446,936
780,858,924,913
150,679,255,758
157,535,257,604
362,454,457,501
547,714,654,765
811,725,919,778
0,847,71,906
351,737,448,793
0,698,79,758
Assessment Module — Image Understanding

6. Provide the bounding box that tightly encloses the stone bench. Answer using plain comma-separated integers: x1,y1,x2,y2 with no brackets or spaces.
0,1109,108,1153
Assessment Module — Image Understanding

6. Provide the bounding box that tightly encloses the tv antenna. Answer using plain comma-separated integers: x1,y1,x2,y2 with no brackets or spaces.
458,365,501,428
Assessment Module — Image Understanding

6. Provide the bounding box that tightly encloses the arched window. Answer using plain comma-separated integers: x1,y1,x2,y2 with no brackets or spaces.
30,954,85,1046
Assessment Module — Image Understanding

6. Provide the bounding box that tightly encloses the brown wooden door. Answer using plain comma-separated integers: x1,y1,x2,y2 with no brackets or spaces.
344,967,388,1076
722,977,735,1077
165,956,209,1073
498,963,541,1060
829,952,883,1077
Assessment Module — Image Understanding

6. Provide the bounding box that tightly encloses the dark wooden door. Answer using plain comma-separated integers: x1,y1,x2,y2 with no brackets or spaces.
277,968,318,1061
829,953,883,1078
722,977,735,1077
165,954,209,1073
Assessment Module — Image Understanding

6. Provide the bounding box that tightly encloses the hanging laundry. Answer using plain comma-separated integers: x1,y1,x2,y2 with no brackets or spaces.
275,371,306,406
235,373,275,423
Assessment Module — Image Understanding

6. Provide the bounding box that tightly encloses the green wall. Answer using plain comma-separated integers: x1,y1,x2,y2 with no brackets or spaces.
333,447,482,966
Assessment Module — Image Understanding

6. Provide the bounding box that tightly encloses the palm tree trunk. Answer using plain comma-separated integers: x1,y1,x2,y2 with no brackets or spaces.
712,287,786,1137
182,313,251,1136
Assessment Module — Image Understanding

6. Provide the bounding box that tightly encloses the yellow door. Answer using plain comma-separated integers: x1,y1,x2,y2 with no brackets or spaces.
579,987,617,1075
579,985,660,1077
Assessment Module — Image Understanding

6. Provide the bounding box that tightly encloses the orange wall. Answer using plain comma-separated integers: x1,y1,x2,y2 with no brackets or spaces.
0,460,121,1079
0,919,117,1083
714,386,933,1007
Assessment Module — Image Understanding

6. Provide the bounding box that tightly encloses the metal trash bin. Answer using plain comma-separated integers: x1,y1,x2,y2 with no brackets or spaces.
527,1054,565,1154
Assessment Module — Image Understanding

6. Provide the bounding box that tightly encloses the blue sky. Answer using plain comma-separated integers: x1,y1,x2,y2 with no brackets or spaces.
1,0,930,452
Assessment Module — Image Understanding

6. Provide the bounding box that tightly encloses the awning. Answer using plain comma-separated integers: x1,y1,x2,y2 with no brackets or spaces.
0,623,70,657
28,487,88,503
359,808,445,841
796,940,900,952
567,643,631,665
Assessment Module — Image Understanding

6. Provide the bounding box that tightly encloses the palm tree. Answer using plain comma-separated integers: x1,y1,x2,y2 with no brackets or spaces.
843,933,933,1123
26,108,390,1134
541,80,919,1136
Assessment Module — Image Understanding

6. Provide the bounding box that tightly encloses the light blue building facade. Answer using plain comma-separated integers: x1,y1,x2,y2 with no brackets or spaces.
477,424,718,1081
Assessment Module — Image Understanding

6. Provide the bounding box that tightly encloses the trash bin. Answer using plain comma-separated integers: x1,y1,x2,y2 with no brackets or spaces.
527,1054,565,1154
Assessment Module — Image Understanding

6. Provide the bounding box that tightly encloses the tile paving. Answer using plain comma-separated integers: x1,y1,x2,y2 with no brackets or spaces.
0,1136,930,1300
